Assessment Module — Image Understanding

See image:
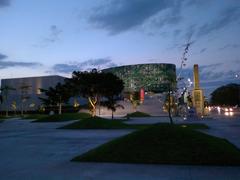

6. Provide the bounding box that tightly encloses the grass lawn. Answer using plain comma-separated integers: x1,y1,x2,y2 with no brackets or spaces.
177,123,209,130
59,116,149,129
72,123,240,166
22,114,48,120
0,116,19,121
126,111,151,117
0,116,7,121
32,113,91,122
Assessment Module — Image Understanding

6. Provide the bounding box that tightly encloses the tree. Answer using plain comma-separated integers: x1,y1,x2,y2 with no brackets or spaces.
101,73,124,119
129,91,141,111
69,70,101,117
211,83,240,106
39,83,70,114
68,70,124,117
0,85,16,117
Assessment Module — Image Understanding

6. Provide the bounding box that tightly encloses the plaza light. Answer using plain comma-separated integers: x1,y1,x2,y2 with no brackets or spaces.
217,106,221,114
208,106,211,111
224,111,234,116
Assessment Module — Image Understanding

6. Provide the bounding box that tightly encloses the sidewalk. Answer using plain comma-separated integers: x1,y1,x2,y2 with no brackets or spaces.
0,118,240,179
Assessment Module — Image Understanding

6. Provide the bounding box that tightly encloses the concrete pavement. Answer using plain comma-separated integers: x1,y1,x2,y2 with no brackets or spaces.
0,117,240,179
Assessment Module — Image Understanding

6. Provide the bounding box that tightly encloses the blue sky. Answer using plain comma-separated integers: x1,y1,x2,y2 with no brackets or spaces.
0,0,239,95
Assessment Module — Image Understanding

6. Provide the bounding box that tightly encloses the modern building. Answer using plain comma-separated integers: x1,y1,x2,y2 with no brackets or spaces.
102,63,176,92
0,63,177,116
0,75,66,111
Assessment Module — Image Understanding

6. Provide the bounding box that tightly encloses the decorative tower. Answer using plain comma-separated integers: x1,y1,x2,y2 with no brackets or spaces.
192,64,204,116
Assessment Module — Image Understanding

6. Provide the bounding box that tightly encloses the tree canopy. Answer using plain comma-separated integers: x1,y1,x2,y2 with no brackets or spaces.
210,83,240,106
68,70,124,116
39,82,71,114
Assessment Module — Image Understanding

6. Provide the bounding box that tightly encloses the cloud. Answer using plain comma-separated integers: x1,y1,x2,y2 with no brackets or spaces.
51,58,119,74
89,0,183,34
51,64,79,74
178,62,240,96
0,60,42,69
0,0,10,7
147,1,183,29
44,25,62,43
184,0,208,7
199,48,207,53
218,44,240,50
0,52,42,69
173,29,182,38
179,62,239,82
184,24,196,40
197,6,240,37
34,25,63,47
0,53,7,60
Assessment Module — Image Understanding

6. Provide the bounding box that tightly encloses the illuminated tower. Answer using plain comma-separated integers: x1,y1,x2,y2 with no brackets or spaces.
192,64,204,116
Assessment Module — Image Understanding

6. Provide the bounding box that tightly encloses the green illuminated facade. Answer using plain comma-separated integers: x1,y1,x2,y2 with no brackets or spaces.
103,63,176,93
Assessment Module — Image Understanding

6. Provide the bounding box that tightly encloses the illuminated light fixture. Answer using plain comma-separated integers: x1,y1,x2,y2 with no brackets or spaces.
224,112,229,116
74,102,80,108
225,108,229,112
229,108,233,112
229,112,234,116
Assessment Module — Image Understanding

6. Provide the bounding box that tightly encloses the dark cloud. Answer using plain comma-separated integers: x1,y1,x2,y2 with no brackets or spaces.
79,58,112,67
0,60,41,69
51,64,79,74
199,48,207,53
34,25,62,47
173,29,182,38
51,58,118,74
149,1,183,29
197,6,240,37
0,52,42,69
44,25,62,43
0,53,7,60
0,0,10,7
184,24,196,40
218,44,240,50
89,0,183,34
184,0,208,7
178,62,239,83
177,62,239,97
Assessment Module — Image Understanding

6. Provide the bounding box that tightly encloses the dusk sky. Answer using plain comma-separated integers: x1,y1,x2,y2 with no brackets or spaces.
0,0,240,94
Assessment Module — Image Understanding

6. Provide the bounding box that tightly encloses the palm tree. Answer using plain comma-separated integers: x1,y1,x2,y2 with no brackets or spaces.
19,84,31,116
39,83,70,115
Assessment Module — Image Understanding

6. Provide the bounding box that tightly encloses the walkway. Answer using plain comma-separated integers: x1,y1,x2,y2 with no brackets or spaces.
0,117,240,179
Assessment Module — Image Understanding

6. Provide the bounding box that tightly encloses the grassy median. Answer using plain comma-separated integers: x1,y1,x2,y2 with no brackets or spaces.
72,123,240,165
32,113,91,122
60,116,149,129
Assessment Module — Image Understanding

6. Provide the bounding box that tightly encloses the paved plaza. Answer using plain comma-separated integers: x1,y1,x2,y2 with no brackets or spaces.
0,115,240,179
